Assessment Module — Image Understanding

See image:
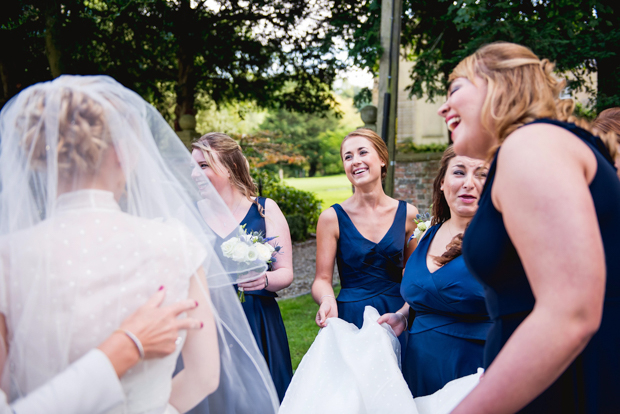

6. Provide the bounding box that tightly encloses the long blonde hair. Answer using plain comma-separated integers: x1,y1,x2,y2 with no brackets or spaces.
449,42,594,150
192,132,264,216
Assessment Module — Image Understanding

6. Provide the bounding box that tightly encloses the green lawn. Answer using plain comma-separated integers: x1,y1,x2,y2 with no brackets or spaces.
280,285,340,371
284,174,352,211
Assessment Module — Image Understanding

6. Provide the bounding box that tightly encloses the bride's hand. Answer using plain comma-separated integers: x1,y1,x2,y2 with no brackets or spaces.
118,287,202,358
377,313,406,337
315,296,338,328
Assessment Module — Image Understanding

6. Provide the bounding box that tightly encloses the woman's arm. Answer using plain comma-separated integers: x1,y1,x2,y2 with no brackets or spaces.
3,289,203,414
403,203,419,266
170,268,219,413
312,208,340,327
238,198,293,292
452,124,605,414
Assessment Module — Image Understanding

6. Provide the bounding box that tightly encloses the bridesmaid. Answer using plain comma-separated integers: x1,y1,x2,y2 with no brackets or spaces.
191,133,294,402
378,146,491,397
440,43,620,414
312,128,418,347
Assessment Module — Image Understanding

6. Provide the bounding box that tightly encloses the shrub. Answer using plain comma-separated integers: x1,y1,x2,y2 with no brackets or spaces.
252,170,321,242
396,142,449,154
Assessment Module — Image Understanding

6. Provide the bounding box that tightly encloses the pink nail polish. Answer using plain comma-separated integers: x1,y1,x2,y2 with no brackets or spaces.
195,300,199,307
158,285,164,291
200,322,204,329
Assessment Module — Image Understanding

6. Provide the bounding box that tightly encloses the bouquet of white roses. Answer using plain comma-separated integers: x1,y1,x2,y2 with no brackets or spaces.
221,224,281,302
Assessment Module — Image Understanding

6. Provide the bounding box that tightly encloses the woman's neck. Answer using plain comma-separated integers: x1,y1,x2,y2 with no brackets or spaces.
350,180,388,209
217,184,246,211
446,214,471,234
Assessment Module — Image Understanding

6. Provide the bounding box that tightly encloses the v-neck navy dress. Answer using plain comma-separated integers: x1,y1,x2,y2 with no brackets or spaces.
237,197,293,402
178,197,293,412
401,223,491,397
332,201,407,350
463,119,620,413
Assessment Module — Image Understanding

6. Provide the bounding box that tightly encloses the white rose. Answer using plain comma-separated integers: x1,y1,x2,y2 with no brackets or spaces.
417,221,427,232
255,243,273,262
414,228,422,240
266,243,275,254
232,242,249,262
245,245,259,262
221,237,240,258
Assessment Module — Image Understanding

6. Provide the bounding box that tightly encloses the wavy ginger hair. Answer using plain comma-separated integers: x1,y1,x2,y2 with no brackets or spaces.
449,42,597,154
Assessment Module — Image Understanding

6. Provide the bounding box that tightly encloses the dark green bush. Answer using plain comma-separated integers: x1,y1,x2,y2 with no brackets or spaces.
396,142,449,154
252,170,321,242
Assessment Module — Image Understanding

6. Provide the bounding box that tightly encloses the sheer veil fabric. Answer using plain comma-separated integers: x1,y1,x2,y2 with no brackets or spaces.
0,75,279,413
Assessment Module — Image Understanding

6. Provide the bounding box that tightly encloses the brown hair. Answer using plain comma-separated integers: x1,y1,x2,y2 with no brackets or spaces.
431,146,465,267
192,132,263,215
20,88,110,178
340,128,389,179
449,42,596,156
593,108,620,160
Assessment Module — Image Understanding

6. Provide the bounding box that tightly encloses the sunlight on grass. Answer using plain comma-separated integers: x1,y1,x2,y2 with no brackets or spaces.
285,174,352,212
280,285,341,371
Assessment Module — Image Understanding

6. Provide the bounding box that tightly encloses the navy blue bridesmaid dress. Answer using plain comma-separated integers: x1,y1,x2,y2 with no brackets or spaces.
236,197,293,402
463,119,620,413
401,223,491,397
332,201,407,350
178,197,293,412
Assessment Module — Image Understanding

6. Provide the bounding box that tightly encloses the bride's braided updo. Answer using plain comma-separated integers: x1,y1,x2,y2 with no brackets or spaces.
20,88,110,178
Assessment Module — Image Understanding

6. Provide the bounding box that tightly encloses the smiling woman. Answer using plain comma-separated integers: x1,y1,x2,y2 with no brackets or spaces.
311,128,419,355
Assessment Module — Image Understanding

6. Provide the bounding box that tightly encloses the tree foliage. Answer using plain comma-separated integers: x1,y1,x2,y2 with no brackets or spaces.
328,0,620,111
402,0,620,110
260,109,343,177
1,0,345,120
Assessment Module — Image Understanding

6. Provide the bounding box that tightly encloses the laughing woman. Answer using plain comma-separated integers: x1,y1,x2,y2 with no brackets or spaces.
440,43,620,414
312,128,418,350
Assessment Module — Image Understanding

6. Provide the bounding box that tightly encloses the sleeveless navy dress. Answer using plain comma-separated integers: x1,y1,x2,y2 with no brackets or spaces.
332,201,407,350
463,119,620,413
177,197,293,412
236,197,293,402
401,223,491,397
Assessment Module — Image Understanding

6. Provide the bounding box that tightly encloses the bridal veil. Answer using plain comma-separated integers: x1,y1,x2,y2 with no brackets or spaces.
0,75,279,413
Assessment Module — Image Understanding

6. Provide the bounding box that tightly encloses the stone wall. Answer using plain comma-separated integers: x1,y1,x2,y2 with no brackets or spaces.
393,152,442,213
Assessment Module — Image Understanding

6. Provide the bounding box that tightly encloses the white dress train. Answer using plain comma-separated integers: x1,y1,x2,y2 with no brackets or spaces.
280,307,482,414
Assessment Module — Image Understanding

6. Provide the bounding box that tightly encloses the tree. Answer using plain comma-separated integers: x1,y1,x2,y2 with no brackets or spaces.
328,0,620,111
402,0,620,111
1,0,345,122
260,109,341,177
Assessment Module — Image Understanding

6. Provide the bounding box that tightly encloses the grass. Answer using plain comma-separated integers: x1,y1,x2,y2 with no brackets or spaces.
284,174,352,212
280,285,340,370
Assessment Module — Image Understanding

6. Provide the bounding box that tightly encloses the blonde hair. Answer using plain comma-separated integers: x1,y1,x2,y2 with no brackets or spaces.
340,128,389,179
593,108,620,160
449,42,594,152
192,133,263,215
20,88,110,178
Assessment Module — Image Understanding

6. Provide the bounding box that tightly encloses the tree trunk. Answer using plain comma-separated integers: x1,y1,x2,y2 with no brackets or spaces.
44,1,63,79
174,0,197,131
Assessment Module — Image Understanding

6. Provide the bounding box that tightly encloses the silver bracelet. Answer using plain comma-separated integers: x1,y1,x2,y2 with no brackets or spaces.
116,329,145,359
395,312,408,331
319,294,335,304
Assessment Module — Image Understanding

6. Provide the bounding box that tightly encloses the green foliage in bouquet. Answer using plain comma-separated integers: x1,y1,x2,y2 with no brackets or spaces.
252,171,322,242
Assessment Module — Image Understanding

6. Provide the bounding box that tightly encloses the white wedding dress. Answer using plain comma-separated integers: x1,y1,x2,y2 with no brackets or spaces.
0,190,206,413
280,307,482,414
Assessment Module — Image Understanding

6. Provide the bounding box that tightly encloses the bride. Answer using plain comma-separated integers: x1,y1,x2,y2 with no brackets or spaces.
0,76,279,413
